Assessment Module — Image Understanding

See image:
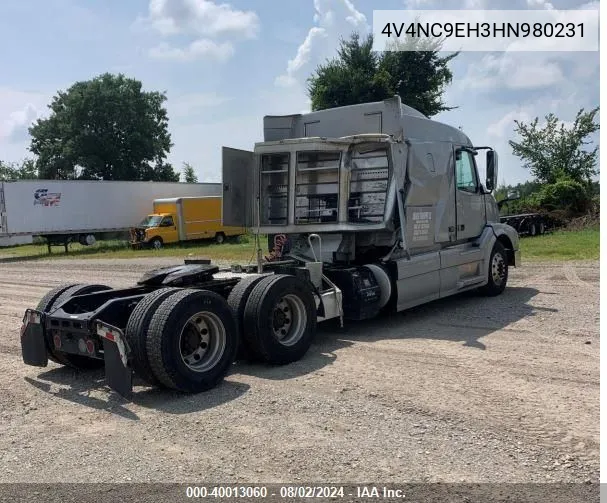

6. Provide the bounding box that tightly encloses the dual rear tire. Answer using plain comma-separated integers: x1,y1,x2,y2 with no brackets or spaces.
228,274,317,365
143,289,238,393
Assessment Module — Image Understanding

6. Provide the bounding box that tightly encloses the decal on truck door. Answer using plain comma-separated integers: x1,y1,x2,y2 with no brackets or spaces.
406,206,435,247
33,189,61,207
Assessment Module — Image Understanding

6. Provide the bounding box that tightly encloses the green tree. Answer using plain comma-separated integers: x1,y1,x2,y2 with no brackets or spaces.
182,162,198,183
29,73,178,181
0,158,38,181
307,32,458,116
509,107,600,184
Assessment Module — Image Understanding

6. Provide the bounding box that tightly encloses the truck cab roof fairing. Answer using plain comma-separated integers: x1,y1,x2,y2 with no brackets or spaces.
262,95,472,146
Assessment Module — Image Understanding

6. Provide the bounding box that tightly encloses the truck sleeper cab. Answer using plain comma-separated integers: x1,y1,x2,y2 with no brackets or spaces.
20,96,519,397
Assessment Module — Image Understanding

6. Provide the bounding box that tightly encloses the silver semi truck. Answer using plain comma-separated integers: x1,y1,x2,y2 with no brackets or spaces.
19,96,520,396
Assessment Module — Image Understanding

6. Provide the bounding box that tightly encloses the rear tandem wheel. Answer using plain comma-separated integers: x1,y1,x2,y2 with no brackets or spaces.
124,287,182,386
242,274,317,365
145,289,239,392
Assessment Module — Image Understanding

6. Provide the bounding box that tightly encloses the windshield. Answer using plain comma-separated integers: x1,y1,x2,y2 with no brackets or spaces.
139,215,163,227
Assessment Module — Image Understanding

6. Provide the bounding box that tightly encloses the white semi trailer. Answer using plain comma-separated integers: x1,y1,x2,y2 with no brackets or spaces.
19,96,520,397
0,180,221,251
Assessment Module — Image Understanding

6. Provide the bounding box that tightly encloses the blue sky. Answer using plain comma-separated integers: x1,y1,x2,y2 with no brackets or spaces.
0,0,600,186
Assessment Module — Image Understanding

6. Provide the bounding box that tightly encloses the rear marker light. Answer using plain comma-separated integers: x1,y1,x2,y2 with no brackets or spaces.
53,334,61,349
86,340,95,354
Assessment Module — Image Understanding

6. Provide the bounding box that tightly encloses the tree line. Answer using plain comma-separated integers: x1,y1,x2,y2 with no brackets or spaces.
496,107,599,219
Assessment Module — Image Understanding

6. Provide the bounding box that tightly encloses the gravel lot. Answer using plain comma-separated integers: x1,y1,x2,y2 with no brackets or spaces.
0,256,599,498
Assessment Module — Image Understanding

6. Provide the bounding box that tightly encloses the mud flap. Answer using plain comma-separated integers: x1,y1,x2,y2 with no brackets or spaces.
20,309,48,367
95,321,133,398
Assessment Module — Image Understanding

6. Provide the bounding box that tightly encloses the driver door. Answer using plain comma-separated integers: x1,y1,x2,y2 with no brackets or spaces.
158,215,179,243
455,147,486,241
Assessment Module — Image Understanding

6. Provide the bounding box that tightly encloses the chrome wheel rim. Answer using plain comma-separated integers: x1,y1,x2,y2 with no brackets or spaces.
179,311,226,372
271,294,306,346
491,252,506,285
153,240,162,249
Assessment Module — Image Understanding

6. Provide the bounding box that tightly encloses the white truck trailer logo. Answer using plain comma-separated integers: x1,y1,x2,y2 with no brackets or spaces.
33,188,62,207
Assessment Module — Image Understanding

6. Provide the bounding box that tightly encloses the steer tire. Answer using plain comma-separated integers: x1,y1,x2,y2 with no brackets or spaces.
124,287,181,386
242,274,317,365
226,274,269,361
45,283,113,369
478,242,509,297
146,289,238,393
149,237,163,250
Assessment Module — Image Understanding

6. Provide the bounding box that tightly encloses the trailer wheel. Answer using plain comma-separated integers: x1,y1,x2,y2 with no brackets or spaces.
46,283,113,368
149,237,163,250
124,287,181,385
529,223,537,236
215,232,225,244
226,274,269,361
539,221,546,235
146,289,238,392
242,274,317,365
478,242,508,297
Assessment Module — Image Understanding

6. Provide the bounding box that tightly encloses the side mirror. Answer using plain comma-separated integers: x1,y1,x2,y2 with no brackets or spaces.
485,150,498,192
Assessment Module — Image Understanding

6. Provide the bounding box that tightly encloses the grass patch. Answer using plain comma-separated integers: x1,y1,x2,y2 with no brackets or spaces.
0,236,264,264
520,226,599,261
1,228,599,263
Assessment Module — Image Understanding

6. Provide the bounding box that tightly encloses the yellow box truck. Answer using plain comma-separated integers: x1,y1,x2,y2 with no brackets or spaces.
130,196,246,249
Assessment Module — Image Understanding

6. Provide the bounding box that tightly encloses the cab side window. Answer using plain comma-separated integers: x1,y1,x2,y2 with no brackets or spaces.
161,216,174,227
456,150,478,193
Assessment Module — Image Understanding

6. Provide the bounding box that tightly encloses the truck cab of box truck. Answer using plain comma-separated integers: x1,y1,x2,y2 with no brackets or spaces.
223,96,519,315
131,212,179,249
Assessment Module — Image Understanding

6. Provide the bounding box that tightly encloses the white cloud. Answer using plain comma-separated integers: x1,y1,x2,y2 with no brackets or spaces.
140,0,259,62
4,104,40,142
276,27,328,87
0,89,48,144
403,0,435,7
167,92,232,118
276,0,368,87
526,0,554,9
342,0,367,25
487,109,532,138
149,39,234,62
459,54,564,90
147,0,259,38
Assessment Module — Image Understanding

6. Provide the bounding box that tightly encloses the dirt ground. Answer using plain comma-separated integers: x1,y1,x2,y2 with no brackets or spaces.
0,257,599,490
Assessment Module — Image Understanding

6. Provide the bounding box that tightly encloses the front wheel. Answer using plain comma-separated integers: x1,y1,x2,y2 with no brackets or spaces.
149,237,163,250
478,242,508,297
215,232,225,244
